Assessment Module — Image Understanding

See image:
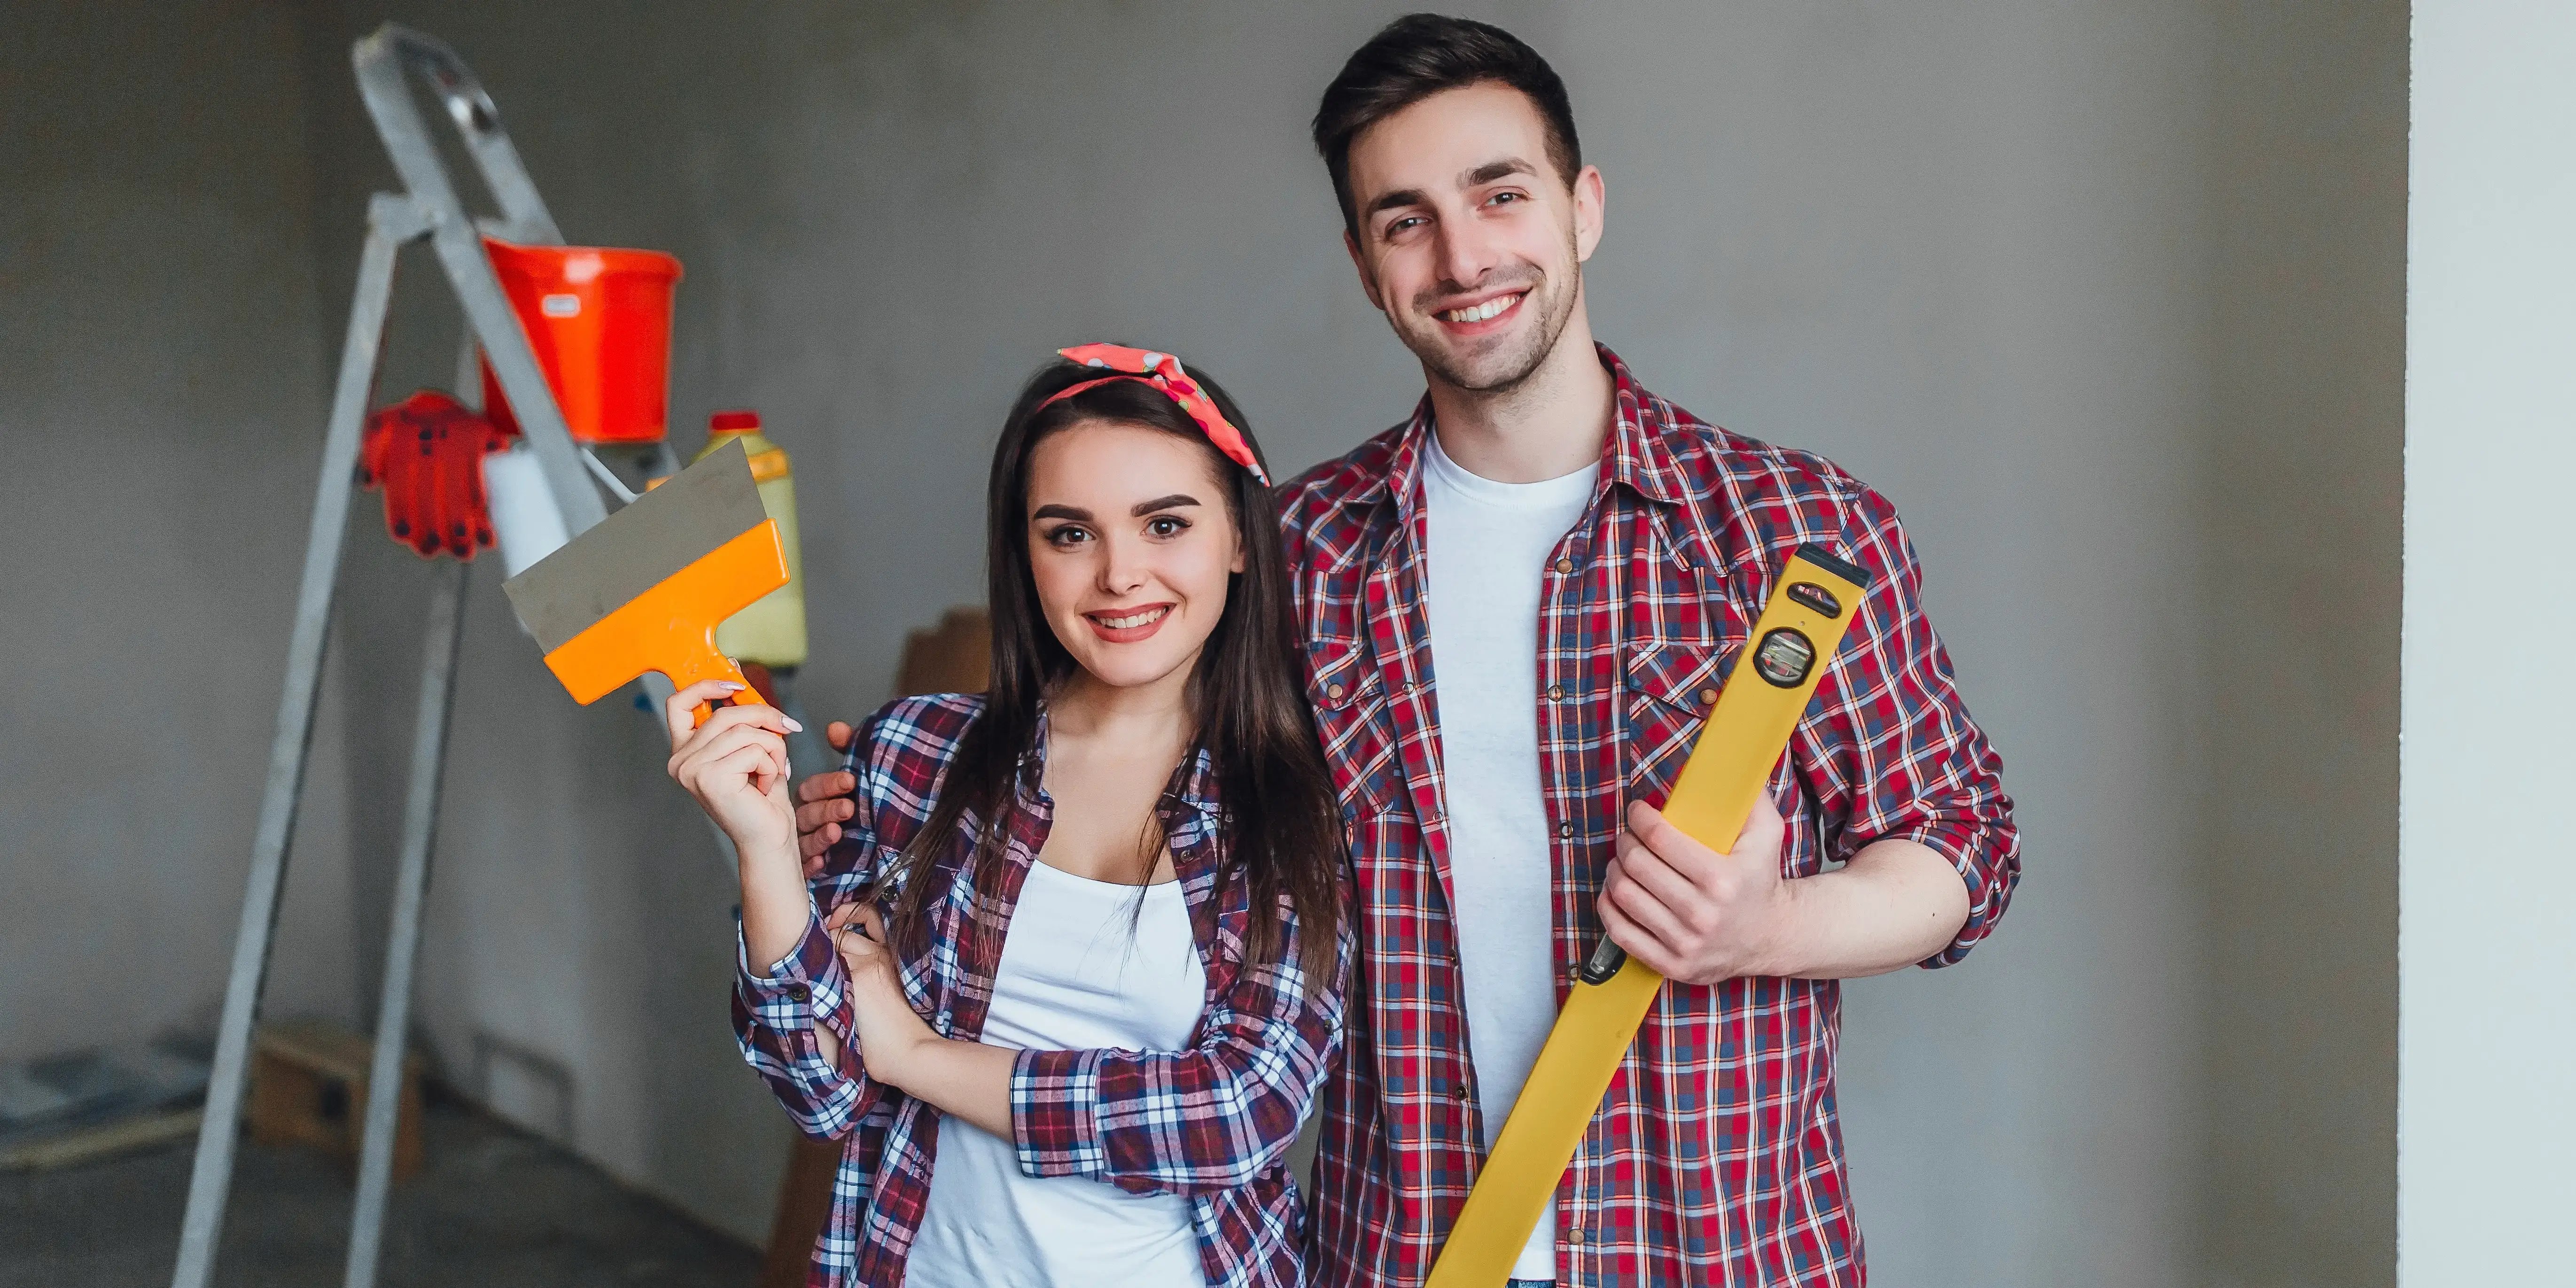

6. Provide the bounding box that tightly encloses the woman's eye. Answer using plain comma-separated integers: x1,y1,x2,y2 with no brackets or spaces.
1043,525,1092,548
1146,516,1189,539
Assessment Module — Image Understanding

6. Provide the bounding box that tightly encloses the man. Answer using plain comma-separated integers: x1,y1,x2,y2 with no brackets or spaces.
800,15,2017,1286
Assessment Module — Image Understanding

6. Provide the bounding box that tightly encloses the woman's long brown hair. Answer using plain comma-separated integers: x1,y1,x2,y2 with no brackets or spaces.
879,356,1345,983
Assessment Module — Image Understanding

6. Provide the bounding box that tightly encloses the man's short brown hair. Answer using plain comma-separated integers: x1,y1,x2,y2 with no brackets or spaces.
1311,14,1583,239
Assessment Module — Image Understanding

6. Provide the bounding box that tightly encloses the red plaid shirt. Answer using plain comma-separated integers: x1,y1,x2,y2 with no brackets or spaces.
737,695,1351,1288
1280,346,2019,1287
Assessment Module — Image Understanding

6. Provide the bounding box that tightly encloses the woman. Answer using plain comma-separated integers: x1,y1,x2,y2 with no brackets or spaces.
660,345,1349,1288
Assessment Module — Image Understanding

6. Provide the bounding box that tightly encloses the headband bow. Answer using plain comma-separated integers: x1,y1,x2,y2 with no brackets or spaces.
1041,344,1269,486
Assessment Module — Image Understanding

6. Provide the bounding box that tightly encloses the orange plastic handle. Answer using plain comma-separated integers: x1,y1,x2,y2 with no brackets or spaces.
535,520,789,727
687,660,765,728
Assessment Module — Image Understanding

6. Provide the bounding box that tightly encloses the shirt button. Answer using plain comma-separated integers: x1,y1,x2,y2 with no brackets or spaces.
1558,821,1574,839
1569,1226,1588,1244
1698,687,1719,707
1326,682,1346,700
1555,557,1575,574
787,985,809,1001
1451,1082,1471,1102
1548,684,1565,701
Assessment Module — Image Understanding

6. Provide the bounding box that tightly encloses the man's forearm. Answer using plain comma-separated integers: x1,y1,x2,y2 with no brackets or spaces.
1760,838,1969,979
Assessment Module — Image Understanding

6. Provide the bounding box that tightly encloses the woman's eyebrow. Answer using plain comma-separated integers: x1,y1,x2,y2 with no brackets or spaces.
1131,493,1200,516
1031,503,1093,522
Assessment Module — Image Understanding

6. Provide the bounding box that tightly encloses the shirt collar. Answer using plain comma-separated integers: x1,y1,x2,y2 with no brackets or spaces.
1361,342,1687,520
1596,343,1689,506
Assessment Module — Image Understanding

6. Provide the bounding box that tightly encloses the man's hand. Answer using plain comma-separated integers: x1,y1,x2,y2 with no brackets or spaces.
1599,793,1797,985
1602,793,1975,983
793,720,859,878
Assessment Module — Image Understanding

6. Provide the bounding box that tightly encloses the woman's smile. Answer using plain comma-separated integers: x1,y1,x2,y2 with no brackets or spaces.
1084,602,1174,643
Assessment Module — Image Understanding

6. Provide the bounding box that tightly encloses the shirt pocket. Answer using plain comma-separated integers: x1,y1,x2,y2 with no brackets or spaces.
1307,639,1404,822
1623,637,1727,802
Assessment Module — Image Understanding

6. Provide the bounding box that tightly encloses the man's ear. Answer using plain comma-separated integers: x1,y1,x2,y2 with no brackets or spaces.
1343,228,1386,313
1572,164,1607,264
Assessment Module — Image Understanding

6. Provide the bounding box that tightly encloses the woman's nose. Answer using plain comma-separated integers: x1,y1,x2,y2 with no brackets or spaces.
1095,532,1149,594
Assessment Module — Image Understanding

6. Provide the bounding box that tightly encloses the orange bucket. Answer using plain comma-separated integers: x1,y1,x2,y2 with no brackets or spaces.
478,239,683,444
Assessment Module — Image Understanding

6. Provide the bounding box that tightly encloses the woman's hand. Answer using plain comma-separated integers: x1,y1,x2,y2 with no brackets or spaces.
662,679,802,857
823,901,936,1087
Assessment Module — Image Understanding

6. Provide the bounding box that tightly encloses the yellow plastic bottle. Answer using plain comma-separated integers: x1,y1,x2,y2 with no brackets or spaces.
692,410,809,667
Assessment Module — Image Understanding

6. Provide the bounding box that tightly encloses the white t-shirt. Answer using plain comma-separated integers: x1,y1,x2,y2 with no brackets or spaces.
906,860,1209,1288
1421,429,1599,1284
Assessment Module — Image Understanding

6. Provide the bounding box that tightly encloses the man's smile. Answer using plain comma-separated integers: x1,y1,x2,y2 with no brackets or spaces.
1431,288,1528,333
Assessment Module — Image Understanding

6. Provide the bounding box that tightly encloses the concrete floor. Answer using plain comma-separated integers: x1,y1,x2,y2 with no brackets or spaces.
0,1101,759,1288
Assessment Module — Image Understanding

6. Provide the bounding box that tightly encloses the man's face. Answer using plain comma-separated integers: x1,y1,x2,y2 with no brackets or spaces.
1341,81,1604,394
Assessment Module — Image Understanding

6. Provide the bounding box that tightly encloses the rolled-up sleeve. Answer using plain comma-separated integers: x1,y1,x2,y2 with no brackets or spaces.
730,721,891,1138
1006,894,1352,1196
732,903,878,1138
1809,487,2021,967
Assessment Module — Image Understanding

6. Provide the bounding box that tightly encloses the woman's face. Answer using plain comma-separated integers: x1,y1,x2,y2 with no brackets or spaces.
1025,419,1245,693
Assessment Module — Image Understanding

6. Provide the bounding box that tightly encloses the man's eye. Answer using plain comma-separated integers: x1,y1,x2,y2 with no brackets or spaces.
1487,191,1524,207
1386,215,1426,236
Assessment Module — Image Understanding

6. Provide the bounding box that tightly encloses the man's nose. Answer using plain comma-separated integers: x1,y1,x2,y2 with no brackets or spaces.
1433,209,1505,295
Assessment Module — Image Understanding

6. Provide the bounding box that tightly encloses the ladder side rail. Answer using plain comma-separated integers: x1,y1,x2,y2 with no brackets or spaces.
170,194,427,1288
351,25,602,537
354,23,560,244
357,31,740,878
342,559,469,1288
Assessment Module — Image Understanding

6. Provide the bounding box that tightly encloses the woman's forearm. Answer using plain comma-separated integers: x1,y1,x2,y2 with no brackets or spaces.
880,1034,1017,1138
739,833,816,973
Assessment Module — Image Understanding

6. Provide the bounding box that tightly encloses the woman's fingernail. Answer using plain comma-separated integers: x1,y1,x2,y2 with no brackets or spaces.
783,716,805,732
719,682,745,691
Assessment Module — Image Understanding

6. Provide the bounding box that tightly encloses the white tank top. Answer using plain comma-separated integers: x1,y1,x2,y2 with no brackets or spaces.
904,859,1210,1288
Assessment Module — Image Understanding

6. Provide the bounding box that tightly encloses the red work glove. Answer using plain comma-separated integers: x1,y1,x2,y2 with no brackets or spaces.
360,389,517,559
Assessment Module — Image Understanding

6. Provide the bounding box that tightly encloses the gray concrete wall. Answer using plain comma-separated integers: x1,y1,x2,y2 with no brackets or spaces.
0,3,364,1060
6,0,2402,1275
2200,4,2405,1283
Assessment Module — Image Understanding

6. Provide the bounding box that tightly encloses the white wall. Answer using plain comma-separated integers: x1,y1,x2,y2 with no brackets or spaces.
2400,4,2576,1281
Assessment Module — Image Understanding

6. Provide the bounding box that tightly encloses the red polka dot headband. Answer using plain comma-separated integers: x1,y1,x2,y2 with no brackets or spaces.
1040,343,1269,486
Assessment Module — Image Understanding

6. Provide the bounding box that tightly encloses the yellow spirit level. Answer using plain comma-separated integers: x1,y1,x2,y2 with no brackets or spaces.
1424,543,1872,1288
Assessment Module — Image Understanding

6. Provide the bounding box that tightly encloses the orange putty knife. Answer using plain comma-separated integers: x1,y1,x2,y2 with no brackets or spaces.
500,437,787,725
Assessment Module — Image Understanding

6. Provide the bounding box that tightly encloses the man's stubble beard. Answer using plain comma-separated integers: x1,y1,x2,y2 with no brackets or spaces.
1399,242,1583,397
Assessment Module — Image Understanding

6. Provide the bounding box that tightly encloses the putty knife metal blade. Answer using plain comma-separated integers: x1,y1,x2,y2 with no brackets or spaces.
501,437,768,651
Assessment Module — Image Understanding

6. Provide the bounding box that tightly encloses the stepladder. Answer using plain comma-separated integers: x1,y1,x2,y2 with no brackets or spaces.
168,23,761,1288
